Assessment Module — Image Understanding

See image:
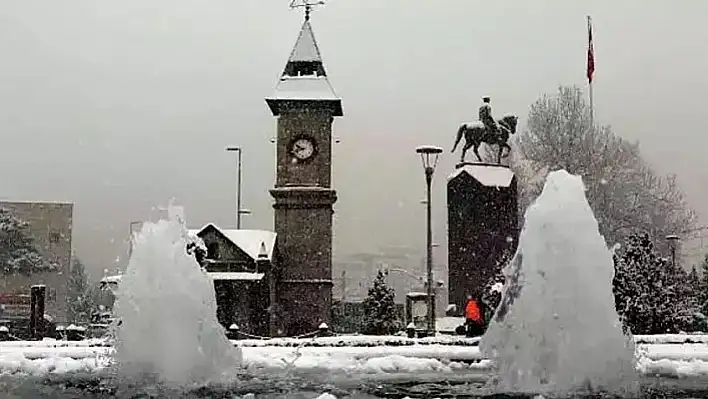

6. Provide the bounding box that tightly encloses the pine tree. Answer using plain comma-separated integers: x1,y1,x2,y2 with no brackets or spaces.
699,254,708,317
685,265,707,332
362,270,399,335
613,233,702,334
0,208,57,275
66,256,97,323
688,266,702,298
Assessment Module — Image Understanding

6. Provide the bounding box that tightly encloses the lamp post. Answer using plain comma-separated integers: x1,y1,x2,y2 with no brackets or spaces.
415,145,443,336
666,234,680,267
226,146,251,229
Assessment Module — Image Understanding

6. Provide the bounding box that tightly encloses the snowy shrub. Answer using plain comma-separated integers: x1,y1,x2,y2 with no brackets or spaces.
66,256,99,323
362,270,400,335
613,233,703,334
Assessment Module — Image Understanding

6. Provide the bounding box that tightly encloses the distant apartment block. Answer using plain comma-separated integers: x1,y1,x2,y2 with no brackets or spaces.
0,200,73,322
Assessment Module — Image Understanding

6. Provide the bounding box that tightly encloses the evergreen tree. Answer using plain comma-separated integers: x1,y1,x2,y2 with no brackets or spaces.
0,208,57,275
362,270,399,335
613,233,702,334
688,266,702,299
687,265,707,332
66,256,97,323
700,254,708,316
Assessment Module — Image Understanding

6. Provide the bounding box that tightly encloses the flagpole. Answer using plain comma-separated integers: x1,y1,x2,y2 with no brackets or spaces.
587,15,595,126
589,75,594,125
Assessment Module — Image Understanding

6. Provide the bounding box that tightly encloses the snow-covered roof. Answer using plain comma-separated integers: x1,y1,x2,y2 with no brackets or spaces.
288,19,323,63
207,272,265,281
100,275,122,285
267,75,340,101
189,224,277,261
265,16,343,116
448,163,515,187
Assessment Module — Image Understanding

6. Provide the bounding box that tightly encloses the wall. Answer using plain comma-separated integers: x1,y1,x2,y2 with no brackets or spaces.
275,108,334,188
198,227,271,336
0,201,73,323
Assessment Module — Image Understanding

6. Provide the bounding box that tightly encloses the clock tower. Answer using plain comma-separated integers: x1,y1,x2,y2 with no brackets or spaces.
265,10,342,336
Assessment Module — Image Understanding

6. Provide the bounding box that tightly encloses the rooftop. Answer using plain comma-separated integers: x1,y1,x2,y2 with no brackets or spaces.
288,18,323,63
448,163,515,187
189,224,277,261
266,16,342,116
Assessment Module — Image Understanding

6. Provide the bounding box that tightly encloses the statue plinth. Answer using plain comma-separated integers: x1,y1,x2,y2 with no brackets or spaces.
455,161,511,170
446,164,519,316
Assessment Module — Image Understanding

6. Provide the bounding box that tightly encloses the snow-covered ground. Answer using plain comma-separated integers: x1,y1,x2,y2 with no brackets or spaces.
3,333,703,348
1,334,708,379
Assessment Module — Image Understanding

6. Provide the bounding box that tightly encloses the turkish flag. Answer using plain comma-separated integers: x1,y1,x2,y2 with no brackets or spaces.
587,17,595,83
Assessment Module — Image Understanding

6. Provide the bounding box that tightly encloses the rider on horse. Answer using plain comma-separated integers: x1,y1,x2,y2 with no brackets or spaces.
479,96,499,138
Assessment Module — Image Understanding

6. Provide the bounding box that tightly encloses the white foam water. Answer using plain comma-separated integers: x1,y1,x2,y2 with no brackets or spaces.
480,170,639,396
112,205,242,388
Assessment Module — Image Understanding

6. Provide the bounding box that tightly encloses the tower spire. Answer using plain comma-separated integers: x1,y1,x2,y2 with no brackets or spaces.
266,0,342,117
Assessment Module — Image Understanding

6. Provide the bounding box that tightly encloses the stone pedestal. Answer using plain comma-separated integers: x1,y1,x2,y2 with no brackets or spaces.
447,163,519,315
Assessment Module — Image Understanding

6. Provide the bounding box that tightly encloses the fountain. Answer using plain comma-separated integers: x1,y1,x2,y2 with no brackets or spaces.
112,205,242,388
480,170,639,396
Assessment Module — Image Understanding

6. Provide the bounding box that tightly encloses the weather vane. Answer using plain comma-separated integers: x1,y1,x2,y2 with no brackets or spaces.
289,0,326,21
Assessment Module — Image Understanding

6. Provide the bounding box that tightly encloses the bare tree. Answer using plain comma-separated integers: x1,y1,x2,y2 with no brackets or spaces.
512,85,695,246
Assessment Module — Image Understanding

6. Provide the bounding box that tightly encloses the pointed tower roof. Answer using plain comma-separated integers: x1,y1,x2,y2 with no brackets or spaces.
265,16,343,117
289,20,323,63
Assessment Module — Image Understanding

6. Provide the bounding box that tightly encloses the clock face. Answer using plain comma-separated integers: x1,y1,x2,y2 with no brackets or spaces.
290,137,316,161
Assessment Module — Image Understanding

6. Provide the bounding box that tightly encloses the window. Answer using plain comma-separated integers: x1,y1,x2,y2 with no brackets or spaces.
47,288,57,302
207,243,219,260
49,231,61,244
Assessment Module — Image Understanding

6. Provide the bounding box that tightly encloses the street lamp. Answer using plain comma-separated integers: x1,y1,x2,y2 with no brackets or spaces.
415,144,443,336
666,234,680,267
226,146,249,229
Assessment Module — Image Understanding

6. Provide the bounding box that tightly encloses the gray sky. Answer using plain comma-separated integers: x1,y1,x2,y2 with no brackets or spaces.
1,0,707,279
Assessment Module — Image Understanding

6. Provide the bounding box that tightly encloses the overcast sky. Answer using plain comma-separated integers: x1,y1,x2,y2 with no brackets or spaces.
1,0,707,279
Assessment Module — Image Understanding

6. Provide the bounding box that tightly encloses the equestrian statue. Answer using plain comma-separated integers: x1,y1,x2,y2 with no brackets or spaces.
451,96,518,164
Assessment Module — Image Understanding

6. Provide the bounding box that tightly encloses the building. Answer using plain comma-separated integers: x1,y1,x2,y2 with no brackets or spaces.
265,9,343,336
0,200,73,322
189,224,277,337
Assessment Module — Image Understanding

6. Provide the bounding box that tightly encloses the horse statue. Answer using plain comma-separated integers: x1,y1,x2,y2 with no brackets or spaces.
450,114,519,164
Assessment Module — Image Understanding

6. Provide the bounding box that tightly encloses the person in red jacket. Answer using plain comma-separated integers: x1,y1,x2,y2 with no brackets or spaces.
465,295,485,337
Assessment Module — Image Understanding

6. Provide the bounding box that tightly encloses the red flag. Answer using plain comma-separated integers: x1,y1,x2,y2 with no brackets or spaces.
586,16,595,83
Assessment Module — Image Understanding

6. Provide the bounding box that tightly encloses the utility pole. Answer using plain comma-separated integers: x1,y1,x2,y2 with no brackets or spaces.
666,234,680,268
341,269,346,302
226,147,247,229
